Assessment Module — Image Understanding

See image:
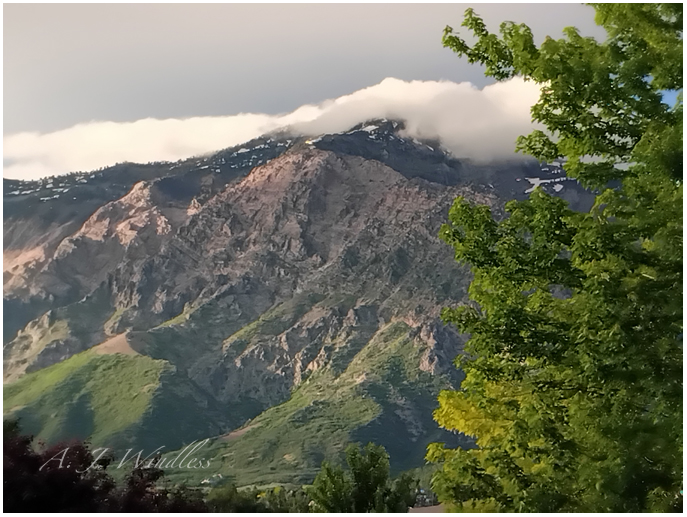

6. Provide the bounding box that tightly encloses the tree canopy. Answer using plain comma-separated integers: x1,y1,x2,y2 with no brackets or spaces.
3,421,207,512
4,422,414,513
308,442,417,512
429,3,682,512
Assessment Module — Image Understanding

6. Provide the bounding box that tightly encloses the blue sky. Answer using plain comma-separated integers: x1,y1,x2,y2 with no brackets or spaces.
661,89,682,108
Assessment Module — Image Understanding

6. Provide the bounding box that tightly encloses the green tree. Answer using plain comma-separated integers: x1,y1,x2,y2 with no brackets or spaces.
206,483,267,513
205,483,311,513
428,3,682,512
308,443,417,512
260,486,312,513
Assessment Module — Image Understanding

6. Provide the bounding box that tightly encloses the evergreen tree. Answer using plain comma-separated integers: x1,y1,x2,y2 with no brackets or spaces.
429,4,682,512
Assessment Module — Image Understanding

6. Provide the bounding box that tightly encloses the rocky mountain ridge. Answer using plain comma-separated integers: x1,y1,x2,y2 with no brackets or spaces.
3,119,595,484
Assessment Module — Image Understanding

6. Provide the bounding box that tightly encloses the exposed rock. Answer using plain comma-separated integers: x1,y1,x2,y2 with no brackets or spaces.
3,120,596,481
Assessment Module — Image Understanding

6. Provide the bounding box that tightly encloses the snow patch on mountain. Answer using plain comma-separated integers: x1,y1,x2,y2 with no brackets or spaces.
4,77,540,180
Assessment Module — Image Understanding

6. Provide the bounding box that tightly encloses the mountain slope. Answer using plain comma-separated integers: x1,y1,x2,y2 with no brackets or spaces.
3,134,296,343
4,344,236,452
163,320,469,487
3,119,595,485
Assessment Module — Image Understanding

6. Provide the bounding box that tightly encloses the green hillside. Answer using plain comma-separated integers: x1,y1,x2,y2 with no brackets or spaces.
3,349,236,453
162,321,469,487
4,303,469,487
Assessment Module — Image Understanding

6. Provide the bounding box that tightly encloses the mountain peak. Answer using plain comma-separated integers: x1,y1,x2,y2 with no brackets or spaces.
3,115,596,486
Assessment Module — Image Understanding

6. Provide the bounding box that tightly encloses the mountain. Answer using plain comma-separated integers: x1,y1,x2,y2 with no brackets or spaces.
3,119,595,485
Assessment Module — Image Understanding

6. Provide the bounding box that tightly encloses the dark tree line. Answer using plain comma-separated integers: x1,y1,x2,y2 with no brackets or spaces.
4,420,418,513
3,420,206,512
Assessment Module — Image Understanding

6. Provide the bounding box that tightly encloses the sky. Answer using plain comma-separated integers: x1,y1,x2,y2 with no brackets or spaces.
4,3,608,180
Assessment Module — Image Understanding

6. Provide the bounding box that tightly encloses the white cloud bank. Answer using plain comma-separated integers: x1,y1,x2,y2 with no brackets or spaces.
3,77,541,180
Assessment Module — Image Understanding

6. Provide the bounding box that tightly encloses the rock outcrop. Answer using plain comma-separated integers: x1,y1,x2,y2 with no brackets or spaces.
3,120,595,483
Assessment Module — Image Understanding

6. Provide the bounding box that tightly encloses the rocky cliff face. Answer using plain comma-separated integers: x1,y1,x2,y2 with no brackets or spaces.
3,135,295,342
3,119,595,483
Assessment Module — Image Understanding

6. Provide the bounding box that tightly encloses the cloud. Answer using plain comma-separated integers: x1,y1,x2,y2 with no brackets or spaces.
3,77,541,180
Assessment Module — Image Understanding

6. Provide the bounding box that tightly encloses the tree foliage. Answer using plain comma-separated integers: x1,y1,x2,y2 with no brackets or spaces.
429,3,682,512
4,421,416,513
3,421,207,512
206,483,267,513
308,442,417,512
259,485,313,513
206,483,311,513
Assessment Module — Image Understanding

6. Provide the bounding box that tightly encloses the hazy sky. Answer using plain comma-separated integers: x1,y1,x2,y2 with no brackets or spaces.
4,3,608,179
